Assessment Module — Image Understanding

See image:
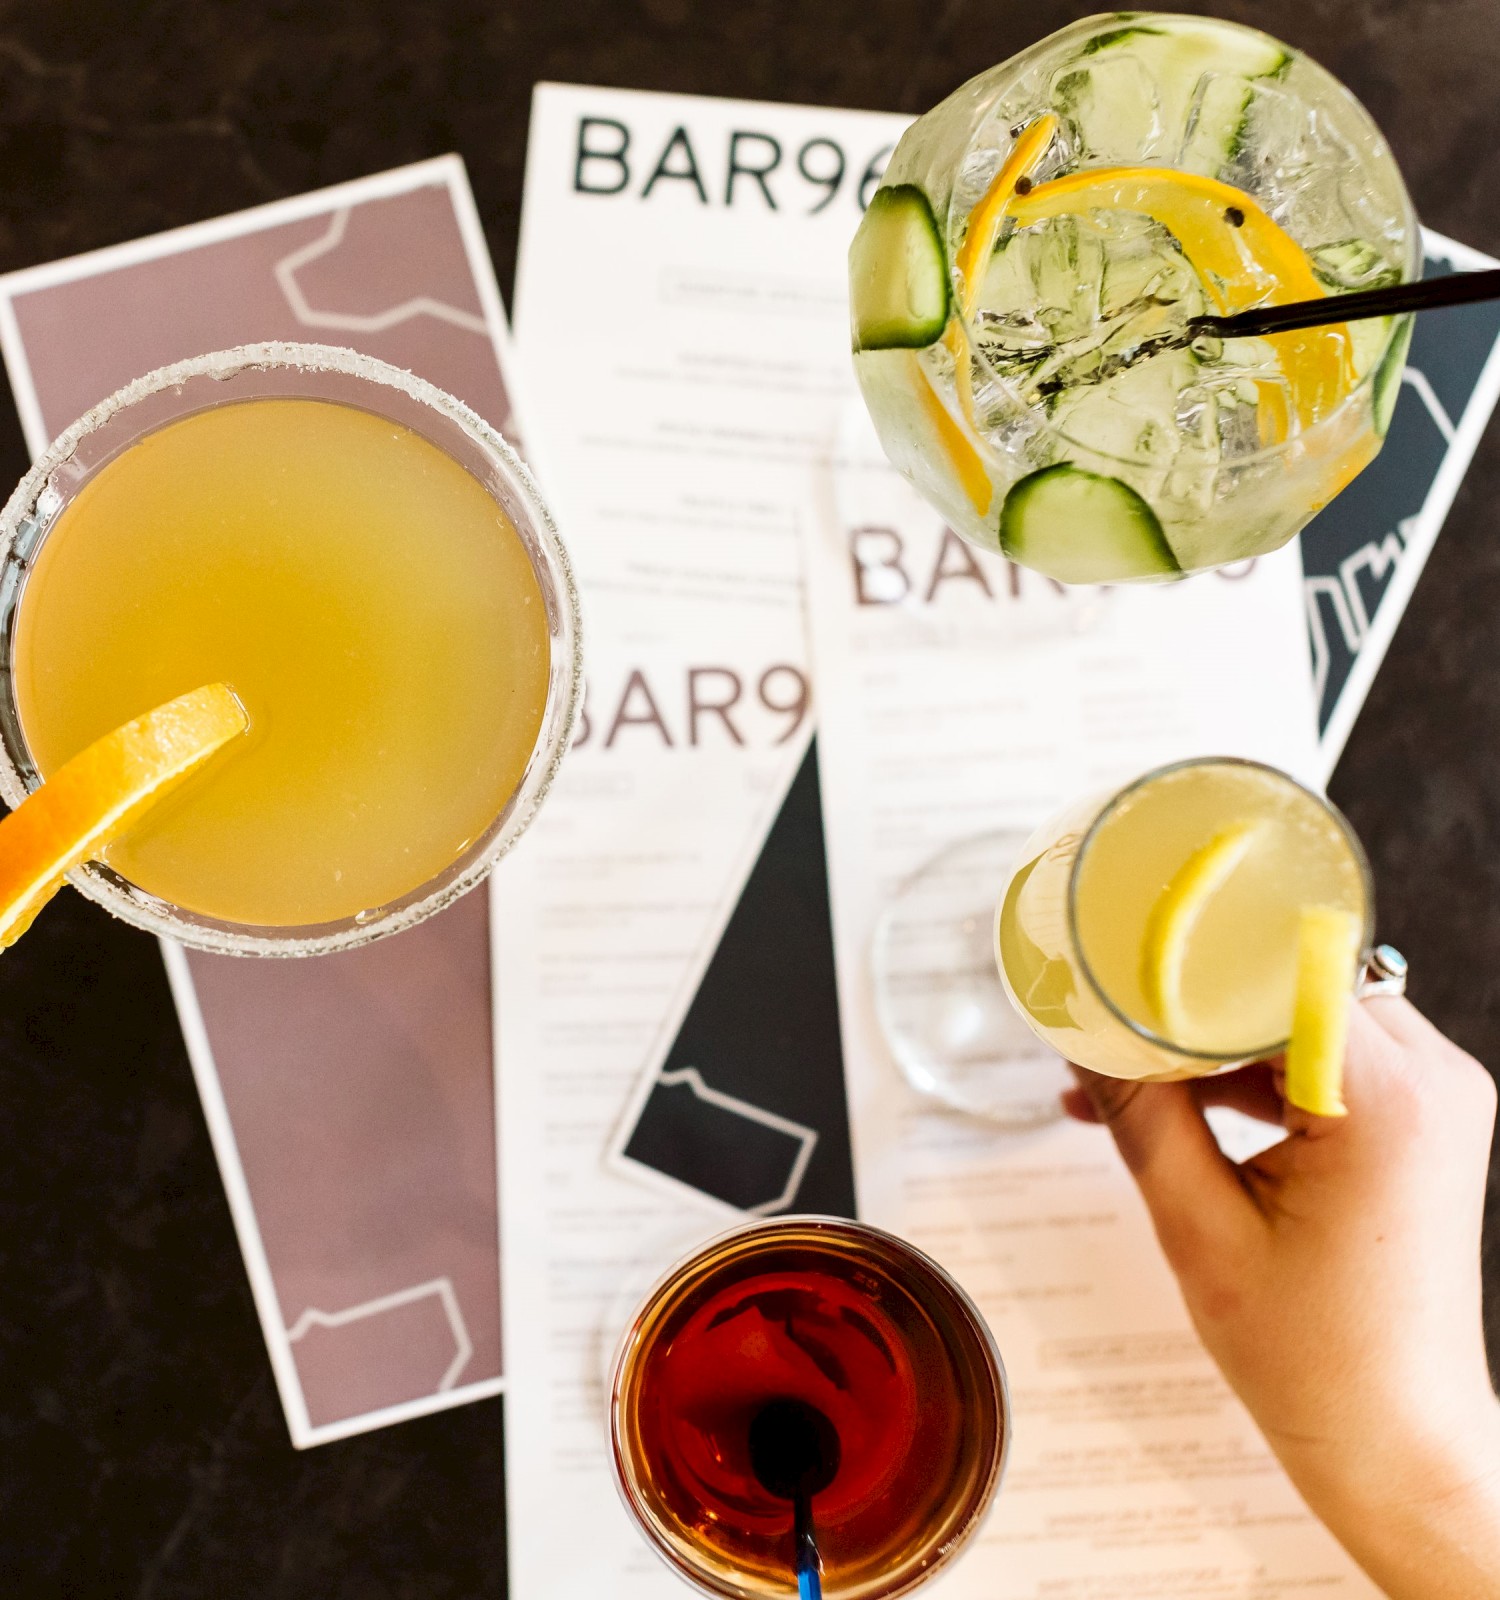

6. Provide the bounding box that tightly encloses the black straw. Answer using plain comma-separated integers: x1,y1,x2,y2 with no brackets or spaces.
1030,266,1500,399
1191,268,1500,342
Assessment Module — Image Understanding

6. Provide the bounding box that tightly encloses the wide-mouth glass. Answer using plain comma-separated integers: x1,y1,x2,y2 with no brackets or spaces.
1067,756,1375,1064
0,342,582,957
949,11,1422,473
609,1215,1010,1600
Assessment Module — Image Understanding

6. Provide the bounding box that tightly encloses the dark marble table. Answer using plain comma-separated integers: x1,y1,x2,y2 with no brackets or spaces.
0,2,1496,1593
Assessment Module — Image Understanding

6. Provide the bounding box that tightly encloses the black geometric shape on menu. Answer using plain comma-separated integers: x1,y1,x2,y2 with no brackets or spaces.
1408,256,1500,423
1301,355,1448,728
1300,252,1500,733
621,737,856,1218
623,1071,816,1214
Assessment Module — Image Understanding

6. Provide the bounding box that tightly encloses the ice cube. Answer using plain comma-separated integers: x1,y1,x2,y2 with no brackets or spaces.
1308,238,1401,291
1230,78,1405,281
1048,53,1169,166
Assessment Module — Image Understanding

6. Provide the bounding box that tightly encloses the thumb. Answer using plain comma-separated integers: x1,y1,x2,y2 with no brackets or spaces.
1072,1067,1260,1270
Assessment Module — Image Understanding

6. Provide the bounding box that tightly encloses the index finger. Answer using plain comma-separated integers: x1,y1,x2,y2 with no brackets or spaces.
1068,1066,1261,1267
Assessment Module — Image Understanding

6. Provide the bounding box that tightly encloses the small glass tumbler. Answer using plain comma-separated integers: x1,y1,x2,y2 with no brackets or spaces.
610,1216,1009,1599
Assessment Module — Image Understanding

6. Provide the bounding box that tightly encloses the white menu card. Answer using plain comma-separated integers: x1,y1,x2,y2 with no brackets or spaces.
498,84,907,1596
494,82,1493,1598
803,411,1374,1595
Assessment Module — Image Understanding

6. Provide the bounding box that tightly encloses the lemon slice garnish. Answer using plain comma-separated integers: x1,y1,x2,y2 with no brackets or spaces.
1284,905,1363,1117
1141,821,1264,1042
0,683,248,948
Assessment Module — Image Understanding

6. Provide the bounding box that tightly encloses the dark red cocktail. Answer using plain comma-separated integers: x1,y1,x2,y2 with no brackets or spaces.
610,1217,1008,1598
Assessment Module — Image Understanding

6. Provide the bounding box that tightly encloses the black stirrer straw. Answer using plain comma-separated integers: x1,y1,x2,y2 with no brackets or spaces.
1031,268,1500,398
1190,267,1500,342
749,1398,841,1600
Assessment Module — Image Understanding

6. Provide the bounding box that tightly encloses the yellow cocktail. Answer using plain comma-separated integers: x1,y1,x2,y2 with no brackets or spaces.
997,759,1372,1079
0,345,580,955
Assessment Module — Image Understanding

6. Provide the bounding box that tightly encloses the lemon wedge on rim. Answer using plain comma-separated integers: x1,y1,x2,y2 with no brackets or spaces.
1284,905,1363,1117
1140,821,1264,1043
0,683,248,948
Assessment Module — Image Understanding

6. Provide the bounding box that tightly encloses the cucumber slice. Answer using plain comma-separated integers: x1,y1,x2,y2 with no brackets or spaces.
850,184,949,351
1371,315,1413,438
1345,314,1392,384
1074,17,1289,172
999,463,1180,584
1310,242,1405,393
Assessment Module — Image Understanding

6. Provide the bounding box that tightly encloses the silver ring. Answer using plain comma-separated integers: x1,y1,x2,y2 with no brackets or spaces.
1358,944,1408,1000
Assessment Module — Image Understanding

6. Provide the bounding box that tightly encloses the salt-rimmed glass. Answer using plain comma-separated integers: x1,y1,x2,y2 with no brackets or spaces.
0,342,582,957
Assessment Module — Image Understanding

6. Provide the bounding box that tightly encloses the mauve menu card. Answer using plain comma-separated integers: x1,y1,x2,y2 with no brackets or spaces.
0,158,517,1445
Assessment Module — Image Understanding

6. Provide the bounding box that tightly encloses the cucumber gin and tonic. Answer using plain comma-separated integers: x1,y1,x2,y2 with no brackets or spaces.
850,13,1418,582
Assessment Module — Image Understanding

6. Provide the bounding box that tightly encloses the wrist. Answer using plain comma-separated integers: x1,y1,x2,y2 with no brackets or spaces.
1300,1394,1500,1599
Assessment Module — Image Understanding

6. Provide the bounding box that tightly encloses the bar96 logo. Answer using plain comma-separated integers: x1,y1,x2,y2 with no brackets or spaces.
573,664,810,750
572,115,893,214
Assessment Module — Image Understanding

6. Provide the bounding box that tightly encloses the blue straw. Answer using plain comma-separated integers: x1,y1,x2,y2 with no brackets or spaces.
794,1483,823,1600
747,1397,833,1599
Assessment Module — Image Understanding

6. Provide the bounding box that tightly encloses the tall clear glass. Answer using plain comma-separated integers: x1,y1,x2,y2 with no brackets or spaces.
997,758,1374,1080
0,343,581,957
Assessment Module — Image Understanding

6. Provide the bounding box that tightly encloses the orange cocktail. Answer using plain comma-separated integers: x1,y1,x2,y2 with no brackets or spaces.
0,345,579,954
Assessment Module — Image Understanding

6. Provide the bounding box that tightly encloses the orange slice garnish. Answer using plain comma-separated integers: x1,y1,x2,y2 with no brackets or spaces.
0,683,248,948
909,351,995,517
923,145,1353,523
954,114,1060,317
940,115,1060,508
1008,166,1354,432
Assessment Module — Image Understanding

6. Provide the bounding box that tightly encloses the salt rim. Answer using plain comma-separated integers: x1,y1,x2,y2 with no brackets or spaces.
0,341,584,958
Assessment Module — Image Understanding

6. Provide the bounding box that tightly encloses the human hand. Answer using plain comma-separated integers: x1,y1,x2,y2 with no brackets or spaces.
1065,997,1500,1600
